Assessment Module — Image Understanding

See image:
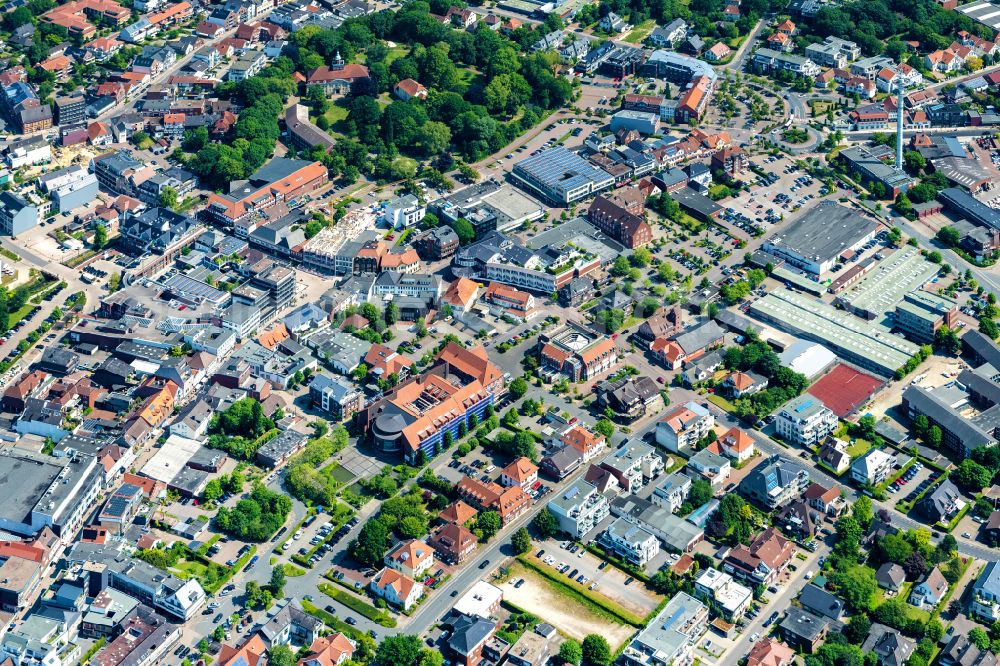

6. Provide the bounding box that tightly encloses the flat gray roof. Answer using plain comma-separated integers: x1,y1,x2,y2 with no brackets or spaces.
764,201,878,264
836,246,939,317
0,452,62,526
750,289,919,375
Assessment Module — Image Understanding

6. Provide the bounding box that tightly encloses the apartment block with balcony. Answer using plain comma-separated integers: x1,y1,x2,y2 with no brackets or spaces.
548,479,610,539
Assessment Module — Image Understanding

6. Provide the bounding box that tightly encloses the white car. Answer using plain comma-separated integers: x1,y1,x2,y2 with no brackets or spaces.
750,633,760,643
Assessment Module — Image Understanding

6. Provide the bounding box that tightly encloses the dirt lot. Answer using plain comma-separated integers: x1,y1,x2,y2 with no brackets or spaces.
532,541,665,617
503,562,636,648
866,354,968,422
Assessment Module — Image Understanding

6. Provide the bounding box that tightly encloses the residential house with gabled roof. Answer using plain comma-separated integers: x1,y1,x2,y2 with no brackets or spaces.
876,563,906,591
723,527,795,587
384,539,435,579
939,634,998,666
439,500,477,526
717,427,756,463
370,568,423,611
560,425,606,462
747,637,795,666
909,566,948,608
804,482,845,516
500,457,538,491
429,523,478,564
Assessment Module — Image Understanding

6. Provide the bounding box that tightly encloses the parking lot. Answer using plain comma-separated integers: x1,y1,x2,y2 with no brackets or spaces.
277,512,359,568
720,155,838,238
531,538,665,617
885,459,928,499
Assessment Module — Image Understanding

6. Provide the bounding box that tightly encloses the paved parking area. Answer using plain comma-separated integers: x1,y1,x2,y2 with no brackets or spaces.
721,155,840,238
530,539,665,617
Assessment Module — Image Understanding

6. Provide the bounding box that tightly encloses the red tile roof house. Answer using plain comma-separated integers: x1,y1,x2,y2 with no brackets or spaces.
305,58,371,95
722,527,795,587
394,78,428,101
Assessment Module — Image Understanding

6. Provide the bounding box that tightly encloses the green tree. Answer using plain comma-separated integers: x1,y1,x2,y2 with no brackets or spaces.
832,565,879,612
159,186,179,210
593,419,615,439
953,459,993,493
476,511,502,541
581,635,611,666
376,635,424,666
559,639,583,666
532,508,559,539
451,218,476,245
630,247,652,267
268,645,296,666
351,519,390,567
509,377,528,400
269,566,286,596
93,224,108,250
202,478,223,502
981,317,999,340
936,226,961,247
688,479,713,509
971,628,990,650
853,495,874,530
511,527,532,554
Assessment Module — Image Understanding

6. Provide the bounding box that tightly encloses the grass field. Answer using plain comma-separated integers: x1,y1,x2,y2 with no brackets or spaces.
623,19,655,43
327,464,356,485
385,46,408,65
320,104,350,134
318,582,397,627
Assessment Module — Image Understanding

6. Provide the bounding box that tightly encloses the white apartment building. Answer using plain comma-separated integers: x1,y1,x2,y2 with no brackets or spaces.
651,473,692,513
774,395,837,446
548,479,610,539
656,401,714,453
850,448,894,486
694,568,752,621
599,517,660,566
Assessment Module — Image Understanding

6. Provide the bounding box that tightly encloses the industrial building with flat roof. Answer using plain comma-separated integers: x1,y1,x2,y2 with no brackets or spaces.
959,0,1000,32
761,201,880,274
749,289,919,377
938,187,1000,230
834,245,940,319
511,147,615,205
839,145,915,199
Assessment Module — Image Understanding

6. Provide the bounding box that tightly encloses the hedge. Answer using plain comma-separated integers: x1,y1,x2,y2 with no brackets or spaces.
318,582,397,627
516,556,644,626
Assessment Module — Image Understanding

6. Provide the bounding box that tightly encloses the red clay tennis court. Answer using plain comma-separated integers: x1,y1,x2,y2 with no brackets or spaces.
807,364,883,418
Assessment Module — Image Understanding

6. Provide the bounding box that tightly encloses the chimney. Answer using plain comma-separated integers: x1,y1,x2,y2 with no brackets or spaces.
896,77,905,171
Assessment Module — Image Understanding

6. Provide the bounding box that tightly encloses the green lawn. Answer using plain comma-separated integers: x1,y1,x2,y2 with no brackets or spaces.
623,19,655,44
456,68,482,93
328,464,356,485
385,46,408,65
283,563,306,577
846,438,872,459
707,394,737,413
318,104,350,134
